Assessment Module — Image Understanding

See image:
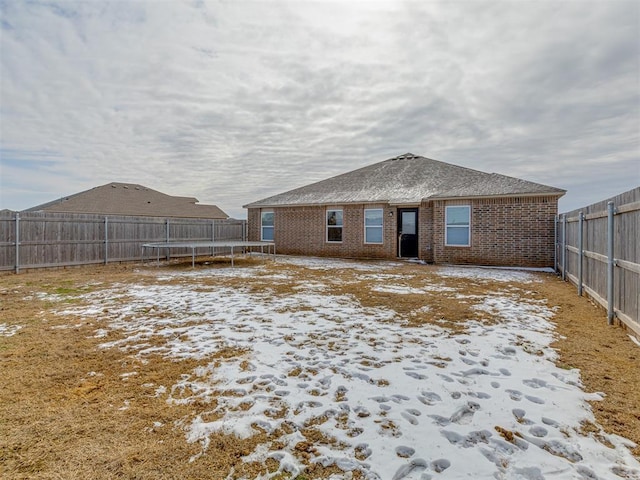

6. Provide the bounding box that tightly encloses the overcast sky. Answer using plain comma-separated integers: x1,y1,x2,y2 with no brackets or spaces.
1,0,638,219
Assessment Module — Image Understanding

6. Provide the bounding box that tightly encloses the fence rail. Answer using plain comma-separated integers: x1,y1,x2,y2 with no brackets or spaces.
0,211,246,273
556,187,640,337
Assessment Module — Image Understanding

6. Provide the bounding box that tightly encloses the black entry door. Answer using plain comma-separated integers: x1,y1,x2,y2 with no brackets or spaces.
397,208,418,257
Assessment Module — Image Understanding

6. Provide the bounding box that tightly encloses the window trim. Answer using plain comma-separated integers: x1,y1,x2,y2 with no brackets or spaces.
326,209,343,243
261,210,274,242
445,205,471,247
364,208,384,244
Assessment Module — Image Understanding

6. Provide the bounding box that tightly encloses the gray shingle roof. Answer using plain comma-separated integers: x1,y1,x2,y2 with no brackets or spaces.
243,153,565,208
27,183,228,219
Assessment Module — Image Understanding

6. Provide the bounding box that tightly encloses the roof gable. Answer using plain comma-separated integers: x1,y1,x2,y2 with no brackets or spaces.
244,153,565,208
27,183,228,219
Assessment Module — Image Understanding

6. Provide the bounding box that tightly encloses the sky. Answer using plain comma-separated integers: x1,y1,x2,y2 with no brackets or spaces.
1,0,639,219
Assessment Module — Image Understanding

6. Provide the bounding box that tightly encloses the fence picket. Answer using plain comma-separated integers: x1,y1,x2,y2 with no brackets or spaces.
556,187,640,336
0,211,246,272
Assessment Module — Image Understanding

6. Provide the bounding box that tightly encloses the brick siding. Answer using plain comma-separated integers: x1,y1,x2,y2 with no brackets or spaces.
431,196,558,267
247,195,558,267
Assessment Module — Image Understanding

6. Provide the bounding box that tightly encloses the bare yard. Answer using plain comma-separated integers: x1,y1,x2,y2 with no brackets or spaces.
1,256,639,479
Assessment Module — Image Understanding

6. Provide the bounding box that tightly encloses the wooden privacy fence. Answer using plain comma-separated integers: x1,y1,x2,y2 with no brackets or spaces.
0,211,247,273
556,187,640,337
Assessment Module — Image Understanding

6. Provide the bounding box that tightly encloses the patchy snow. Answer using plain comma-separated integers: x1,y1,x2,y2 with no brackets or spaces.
277,255,398,271
371,285,430,295
54,261,640,480
0,323,22,337
435,266,544,283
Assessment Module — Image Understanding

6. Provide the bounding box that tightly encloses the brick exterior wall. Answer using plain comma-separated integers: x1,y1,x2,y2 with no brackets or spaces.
247,195,559,267
431,196,558,267
248,204,396,259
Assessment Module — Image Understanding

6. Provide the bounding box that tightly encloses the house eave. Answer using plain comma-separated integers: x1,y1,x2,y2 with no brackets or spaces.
244,190,565,210
244,199,394,209
426,191,566,202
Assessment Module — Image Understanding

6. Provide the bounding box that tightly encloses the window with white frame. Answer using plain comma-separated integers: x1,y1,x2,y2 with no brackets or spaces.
364,208,383,244
261,211,274,241
445,206,470,246
326,209,343,242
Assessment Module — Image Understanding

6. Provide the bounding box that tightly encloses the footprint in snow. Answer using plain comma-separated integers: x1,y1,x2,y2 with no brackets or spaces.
395,445,415,458
236,375,256,384
392,458,429,480
520,434,583,462
391,394,411,403
506,389,523,401
428,414,451,427
371,395,390,403
500,346,518,356
522,378,549,389
354,443,372,460
461,367,492,377
405,371,428,380
513,466,545,480
469,391,491,399
575,465,599,479
512,408,533,425
417,392,441,406
441,429,492,448
525,395,545,405
450,401,480,425
401,411,419,425
529,425,548,437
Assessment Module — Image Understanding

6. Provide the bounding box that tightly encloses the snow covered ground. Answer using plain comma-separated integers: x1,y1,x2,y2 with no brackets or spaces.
55,257,640,480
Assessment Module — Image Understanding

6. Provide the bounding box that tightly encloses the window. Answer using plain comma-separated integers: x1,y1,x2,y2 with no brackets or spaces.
326,209,343,242
364,209,383,243
445,206,470,246
261,211,274,241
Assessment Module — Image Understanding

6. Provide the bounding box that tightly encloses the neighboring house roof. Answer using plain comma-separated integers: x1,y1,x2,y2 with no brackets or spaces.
244,153,566,208
26,183,228,219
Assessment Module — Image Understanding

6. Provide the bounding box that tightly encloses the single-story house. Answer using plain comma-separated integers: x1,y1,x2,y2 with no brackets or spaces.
26,182,228,219
243,153,565,267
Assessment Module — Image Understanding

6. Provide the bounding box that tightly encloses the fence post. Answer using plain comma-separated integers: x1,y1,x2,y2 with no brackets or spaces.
165,219,170,261
15,212,20,274
561,214,567,281
554,215,558,273
211,219,216,257
104,216,109,264
607,201,615,325
578,211,584,296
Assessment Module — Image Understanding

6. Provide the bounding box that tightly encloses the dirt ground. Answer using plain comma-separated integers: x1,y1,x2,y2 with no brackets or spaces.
0,258,638,479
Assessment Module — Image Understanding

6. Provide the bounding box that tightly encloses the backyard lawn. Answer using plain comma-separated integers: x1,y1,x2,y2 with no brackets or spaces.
1,256,639,479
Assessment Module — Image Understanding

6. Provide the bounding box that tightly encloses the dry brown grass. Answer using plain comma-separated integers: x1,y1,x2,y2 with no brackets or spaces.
1,257,638,479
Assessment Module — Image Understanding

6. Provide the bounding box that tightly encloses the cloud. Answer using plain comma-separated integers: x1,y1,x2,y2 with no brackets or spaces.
1,0,638,218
